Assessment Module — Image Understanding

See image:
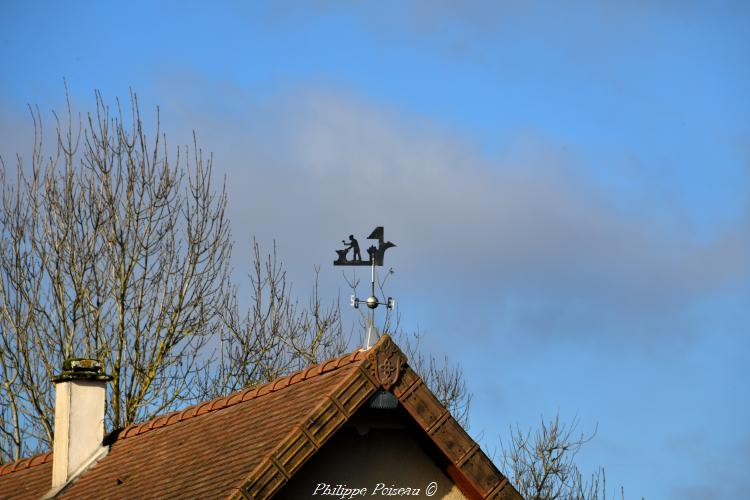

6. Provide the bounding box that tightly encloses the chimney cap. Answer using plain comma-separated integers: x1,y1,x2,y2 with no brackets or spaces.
52,358,113,383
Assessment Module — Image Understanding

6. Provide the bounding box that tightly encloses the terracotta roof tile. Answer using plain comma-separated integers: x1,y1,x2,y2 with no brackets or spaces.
0,336,521,500
0,458,52,500
164,411,182,426
0,452,52,477
239,387,258,401
55,348,366,499
0,348,364,499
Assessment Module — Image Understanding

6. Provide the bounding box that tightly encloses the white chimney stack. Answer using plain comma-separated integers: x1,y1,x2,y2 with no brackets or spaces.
49,358,112,495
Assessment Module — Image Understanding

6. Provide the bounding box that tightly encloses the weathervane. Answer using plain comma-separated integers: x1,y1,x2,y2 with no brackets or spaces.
334,226,396,349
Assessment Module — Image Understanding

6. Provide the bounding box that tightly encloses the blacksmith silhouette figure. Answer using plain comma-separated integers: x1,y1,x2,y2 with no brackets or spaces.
343,235,361,262
334,227,395,266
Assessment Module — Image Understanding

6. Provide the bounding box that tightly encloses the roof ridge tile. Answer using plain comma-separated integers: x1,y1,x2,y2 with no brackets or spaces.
271,377,289,391
115,347,366,442
165,411,182,426
0,344,371,477
209,396,230,411
240,387,260,402
0,452,52,477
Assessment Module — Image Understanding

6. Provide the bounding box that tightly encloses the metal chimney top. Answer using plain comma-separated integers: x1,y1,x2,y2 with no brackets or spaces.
52,358,113,383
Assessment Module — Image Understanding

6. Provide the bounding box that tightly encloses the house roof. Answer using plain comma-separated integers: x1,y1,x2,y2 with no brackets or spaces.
0,335,521,500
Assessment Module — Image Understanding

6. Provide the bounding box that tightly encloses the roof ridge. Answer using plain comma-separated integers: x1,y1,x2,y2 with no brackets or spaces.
116,347,368,442
0,347,370,477
235,334,522,499
0,451,52,477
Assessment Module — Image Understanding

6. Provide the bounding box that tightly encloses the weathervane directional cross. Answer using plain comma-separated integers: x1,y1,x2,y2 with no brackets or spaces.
334,226,396,349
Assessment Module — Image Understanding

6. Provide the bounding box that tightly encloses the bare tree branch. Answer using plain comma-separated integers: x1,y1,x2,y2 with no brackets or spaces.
0,89,231,459
500,413,624,500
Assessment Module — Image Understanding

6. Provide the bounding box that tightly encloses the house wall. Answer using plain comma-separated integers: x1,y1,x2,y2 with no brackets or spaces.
277,421,467,500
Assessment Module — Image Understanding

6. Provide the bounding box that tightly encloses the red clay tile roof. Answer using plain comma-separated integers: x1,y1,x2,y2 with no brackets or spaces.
0,453,52,499
0,335,521,500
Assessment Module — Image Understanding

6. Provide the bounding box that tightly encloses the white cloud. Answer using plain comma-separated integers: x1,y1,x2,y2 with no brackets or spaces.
186,88,749,318
4,82,749,334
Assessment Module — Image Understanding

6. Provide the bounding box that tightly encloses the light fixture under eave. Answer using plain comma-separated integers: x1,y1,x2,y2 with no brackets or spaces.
369,389,398,410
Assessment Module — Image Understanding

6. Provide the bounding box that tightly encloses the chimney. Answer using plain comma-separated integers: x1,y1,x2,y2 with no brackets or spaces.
50,358,112,493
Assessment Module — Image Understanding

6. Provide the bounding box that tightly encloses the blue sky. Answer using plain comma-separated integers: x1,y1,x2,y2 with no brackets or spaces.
2,1,749,498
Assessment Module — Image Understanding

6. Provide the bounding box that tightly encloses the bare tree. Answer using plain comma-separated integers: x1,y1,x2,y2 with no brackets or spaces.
199,239,349,399
501,414,624,500
0,91,619,500
0,89,474,465
394,330,473,428
0,91,231,460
